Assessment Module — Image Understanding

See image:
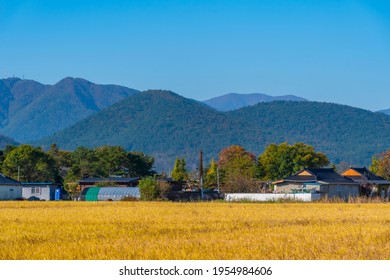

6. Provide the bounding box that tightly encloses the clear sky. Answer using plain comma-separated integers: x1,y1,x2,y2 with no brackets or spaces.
1,0,389,111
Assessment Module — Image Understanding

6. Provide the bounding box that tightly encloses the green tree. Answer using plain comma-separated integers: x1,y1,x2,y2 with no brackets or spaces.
2,144,57,182
95,146,129,177
48,144,72,169
47,143,72,182
258,142,330,180
171,158,188,181
138,177,159,201
66,146,100,181
126,151,155,177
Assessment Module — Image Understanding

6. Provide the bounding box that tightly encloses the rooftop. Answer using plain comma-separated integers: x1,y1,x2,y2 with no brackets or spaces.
277,168,356,184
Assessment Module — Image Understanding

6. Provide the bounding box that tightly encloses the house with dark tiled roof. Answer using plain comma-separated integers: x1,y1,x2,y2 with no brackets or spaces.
0,173,22,200
78,177,141,192
273,168,360,199
342,167,390,198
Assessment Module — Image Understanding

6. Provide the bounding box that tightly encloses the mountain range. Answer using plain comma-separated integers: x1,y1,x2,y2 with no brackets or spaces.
0,77,139,142
0,77,309,143
1,77,390,171
37,90,390,171
203,93,307,111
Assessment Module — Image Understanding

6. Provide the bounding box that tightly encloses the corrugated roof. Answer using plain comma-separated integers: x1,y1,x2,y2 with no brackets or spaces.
98,187,140,201
22,182,61,187
0,173,21,186
79,177,140,183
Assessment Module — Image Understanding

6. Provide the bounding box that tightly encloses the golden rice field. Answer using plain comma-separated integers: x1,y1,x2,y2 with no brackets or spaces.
0,201,389,260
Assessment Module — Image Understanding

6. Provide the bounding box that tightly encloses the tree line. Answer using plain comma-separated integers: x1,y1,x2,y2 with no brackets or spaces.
168,142,390,193
0,144,155,183
168,142,330,193
2,142,390,196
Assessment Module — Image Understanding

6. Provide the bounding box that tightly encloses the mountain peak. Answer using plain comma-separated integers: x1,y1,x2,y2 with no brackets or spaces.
203,92,307,111
56,77,91,86
0,77,139,142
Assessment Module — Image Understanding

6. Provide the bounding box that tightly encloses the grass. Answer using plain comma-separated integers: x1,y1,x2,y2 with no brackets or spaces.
0,201,389,260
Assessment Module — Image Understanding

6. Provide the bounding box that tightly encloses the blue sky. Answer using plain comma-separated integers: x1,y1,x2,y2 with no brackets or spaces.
1,0,389,111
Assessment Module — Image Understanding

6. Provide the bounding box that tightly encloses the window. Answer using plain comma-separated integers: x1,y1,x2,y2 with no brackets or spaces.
31,187,41,195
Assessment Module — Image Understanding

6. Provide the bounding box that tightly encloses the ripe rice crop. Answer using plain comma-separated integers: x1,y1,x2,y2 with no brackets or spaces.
0,201,389,260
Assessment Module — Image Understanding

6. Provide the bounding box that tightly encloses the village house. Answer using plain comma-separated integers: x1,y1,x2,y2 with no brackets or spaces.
342,167,390,198
273,168,360,199
0,173,23,200
22,183,62,201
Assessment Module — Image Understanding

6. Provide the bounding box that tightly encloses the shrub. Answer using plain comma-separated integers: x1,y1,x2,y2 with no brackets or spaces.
138,177,159,201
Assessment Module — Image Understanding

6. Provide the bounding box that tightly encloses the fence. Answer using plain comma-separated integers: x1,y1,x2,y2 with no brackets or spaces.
225,193,322,202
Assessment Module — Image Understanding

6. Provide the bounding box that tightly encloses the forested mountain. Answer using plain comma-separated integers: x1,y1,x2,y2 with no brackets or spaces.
229,101,390,166
37,90,390,171
203,93,307,111
37,90,253,171
0,77,139,142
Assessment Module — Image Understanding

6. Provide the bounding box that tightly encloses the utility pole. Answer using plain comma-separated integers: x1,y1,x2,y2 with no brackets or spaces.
199,150,203,200
217,167,220,193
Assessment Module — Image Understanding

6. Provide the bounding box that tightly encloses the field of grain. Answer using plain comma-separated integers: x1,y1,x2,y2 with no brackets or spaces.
0,201,389,260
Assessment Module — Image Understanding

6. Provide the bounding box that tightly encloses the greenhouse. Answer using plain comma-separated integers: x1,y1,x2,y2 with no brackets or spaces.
80,187,140,201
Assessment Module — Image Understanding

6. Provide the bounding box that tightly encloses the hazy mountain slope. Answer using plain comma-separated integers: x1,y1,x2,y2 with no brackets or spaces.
0,134,18,149
377,109,390,115
203,93,307,111
37,91,390,170
0,77,139,142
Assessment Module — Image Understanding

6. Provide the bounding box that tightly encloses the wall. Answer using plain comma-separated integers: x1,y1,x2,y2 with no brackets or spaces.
0,185,23,200
274,182,303,193
225,193,322,202
22,187,52,200
325,184,360,199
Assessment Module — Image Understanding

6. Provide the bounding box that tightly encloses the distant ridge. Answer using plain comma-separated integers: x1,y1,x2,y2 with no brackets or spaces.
202,93,307,111
0,77,139,142
37,90,390,171
377,109,390,115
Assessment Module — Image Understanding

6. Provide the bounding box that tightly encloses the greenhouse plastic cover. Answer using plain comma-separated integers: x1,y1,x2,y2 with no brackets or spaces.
97,187,140,201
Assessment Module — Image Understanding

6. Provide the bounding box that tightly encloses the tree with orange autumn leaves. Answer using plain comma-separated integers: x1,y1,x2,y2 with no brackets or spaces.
370,150,390,180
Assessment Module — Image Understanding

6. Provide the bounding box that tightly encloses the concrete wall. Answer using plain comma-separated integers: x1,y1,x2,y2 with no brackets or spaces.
275,182,360,200
325,184,360,199
0,185,23,200
225,193,322,202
